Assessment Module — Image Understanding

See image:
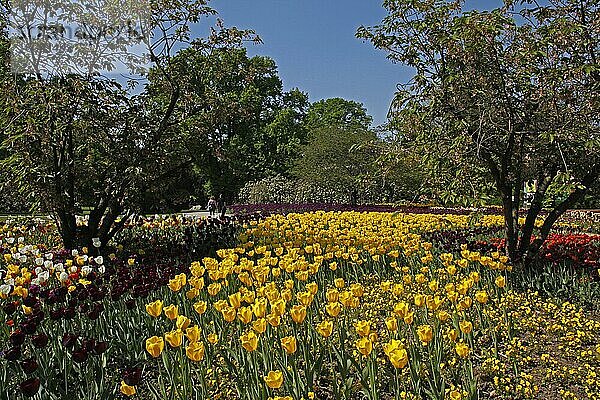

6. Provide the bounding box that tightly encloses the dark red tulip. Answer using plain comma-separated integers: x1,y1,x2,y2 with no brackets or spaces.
62,333,78,349
63,307,75,320
87,308,100,320
20,321,37,335
3,301,17,315
93,341,108,355
82,339,96,352
21,357,39,374
20,377,41,397
123,367,142,386
72,348,88,363
49,308,63,321
9,330,26,346
4,346,21,361
23,296,38,307
31,334,49,348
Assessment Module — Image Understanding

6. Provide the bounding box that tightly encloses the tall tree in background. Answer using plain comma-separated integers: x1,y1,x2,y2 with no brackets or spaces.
304,97,373,132
0,1,255,248
294,98,377,204
358,0,599,266
147,47,308,202
293,126,379,204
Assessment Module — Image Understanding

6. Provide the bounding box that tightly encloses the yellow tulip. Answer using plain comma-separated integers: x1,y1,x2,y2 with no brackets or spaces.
417,325,433,344
393,302,409,318
222,306,237,323
190,261,205,277
207,333,219,344
334,278,345,288
186,288,199,300
383,339,401,356
388,348,409,369
495,275,506,288
316,320,334,338
229,292,242,309
297,291,313,306
163,304,178,320
458,296,472,311
448,328,459,342
145,336,164,357
428,280,439,292
437,310,451,322
325,288,339,303
455,342,470,358
252,318,267,334
459,320,473,335
426,295,443,311
120,381,136,396
190,276,205,290
475,290,488,304
290,305,307,324
193,301,207,315
350,283,364,297
403,311,414,325
447,390,461,400
185,325,201,343
253,298,268,318
281,336,297,354
267,313,281,327
145,300,163,318
354,320,371,337
264,370,284,389
281,289,293,302
240,331,258,352
237,306,253,324
186,341,205,362
306,282,318,295
207,282,222,296
325,302,342,318
165,329,183,347
168,276,184,292
176,315,191,331
355,337,373,357
385,316,398,332
271,299,286,316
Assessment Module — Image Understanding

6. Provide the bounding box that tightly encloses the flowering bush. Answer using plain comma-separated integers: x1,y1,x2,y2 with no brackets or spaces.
230,203,504,216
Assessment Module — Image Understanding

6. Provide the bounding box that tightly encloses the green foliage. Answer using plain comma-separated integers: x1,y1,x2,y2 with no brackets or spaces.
303,97,373,132
0,1,256,248
358,0,600,263
147,47,309,201
293,126,379,204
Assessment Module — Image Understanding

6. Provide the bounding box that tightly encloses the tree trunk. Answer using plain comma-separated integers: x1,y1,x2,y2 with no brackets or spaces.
57,211,78,250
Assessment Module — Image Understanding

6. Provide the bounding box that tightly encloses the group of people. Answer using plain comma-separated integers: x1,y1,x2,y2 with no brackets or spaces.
206,194,226,217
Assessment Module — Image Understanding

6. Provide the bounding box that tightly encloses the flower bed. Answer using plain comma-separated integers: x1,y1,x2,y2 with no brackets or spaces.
0,212,598,400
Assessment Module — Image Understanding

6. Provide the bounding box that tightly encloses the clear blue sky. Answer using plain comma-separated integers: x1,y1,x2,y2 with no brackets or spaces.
207,0,502,126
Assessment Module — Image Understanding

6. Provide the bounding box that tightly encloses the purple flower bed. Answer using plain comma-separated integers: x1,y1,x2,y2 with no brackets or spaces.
230,203,504,216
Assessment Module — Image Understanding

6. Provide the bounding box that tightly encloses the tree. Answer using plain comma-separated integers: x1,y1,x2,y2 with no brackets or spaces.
0,1,255,249
293,125,379,204
304,98,373,132
147,47,308,201
358,0,599,266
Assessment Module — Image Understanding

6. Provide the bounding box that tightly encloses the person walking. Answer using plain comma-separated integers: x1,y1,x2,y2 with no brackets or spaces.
217,194,225,216
207,196,217,217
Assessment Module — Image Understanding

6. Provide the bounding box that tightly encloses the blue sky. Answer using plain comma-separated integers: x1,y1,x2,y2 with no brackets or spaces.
207,0,502,126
